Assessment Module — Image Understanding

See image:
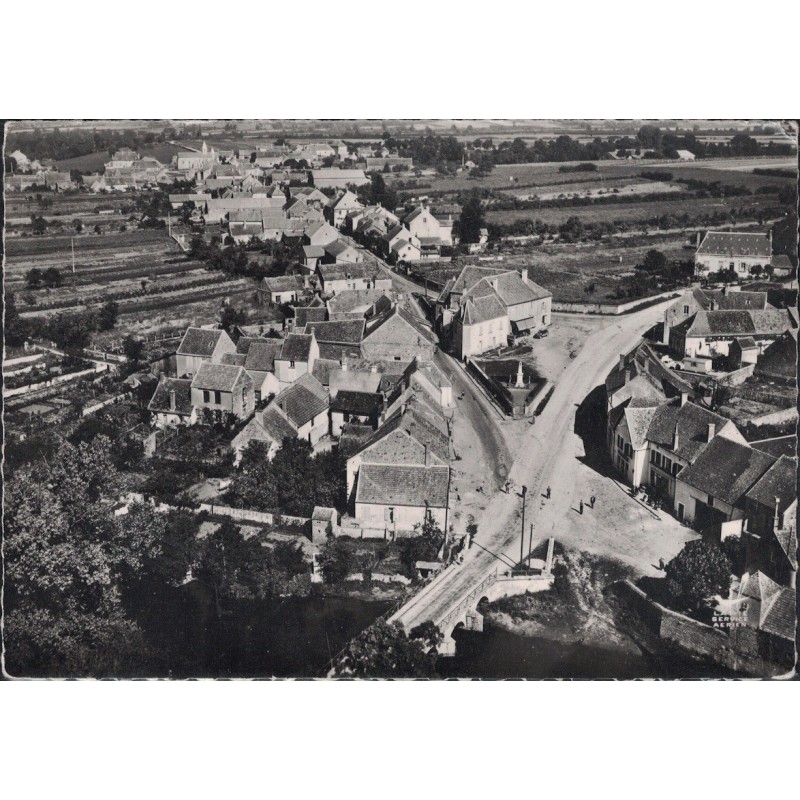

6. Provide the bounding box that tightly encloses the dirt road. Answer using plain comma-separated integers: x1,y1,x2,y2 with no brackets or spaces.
392,297,681,632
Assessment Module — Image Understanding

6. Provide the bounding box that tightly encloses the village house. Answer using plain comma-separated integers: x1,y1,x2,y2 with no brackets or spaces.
668,308,796,359
399,205,455,257
272,372,330,445
230,338,282,400
662,286,770,344
231,401,297,464
289,300,327,333
607,393,745,502
176,327,236,378
753,334,796,385
327,289,394,320
190,362,254,421
274,331,319,389
439,266,552,357
316,261,390,295
303,220,339,248
321,239,365,266
694,230,772,277
303,319,365,361
147,377,197,428
742,456,797,588
105,148,140,169
327,190,365,228
362,305,438,362
258,274,306,306
330,391,384,437
673,437,776,532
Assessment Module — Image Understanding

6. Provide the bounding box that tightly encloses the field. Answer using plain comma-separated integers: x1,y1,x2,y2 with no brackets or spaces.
3,189,268,343
388,156,797,198
484,193,785,228
54,143,185,172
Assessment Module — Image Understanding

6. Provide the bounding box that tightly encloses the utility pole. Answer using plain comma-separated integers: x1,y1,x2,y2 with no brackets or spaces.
528,523,534,569
520,491,526,567
71,238,75,274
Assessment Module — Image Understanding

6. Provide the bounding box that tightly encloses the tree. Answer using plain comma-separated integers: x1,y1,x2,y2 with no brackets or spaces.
664,540,732,611
399,516,444,577
122,335,145,363
318,537,356,585
73,218,83,232
333,619,437,677
97,300,119,331
457,193,485,244
750,264,763,279
220,304,248,332
25,268,44,289
31,215,47,235
641,249,668,273
42,267,62,288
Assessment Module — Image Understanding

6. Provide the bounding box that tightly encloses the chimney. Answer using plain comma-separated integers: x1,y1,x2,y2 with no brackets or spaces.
619,354,626,370
710,299,717,311
696,231,702,248
520,268,529,284
707,422,716,442
673,424,680,451
624,368,630,385
169,389,176,411
774,496,781,526
680,391,688,407
370,364,378,373
722,285,729,297
424,444,430,466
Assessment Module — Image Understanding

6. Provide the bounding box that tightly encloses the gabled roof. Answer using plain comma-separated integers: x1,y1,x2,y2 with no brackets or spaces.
471,271,551,306
317,261,379,281
262,274,304,293
363,305,437,346
702,289,769,311
191,362,250,393
148,377,194,415
449,264,507,296
294,306,328,328
330,390,383,416
278,333,315,362
676,309,795,337
754,335,797,380
461,293,506,325
302,319,364,346
606,341,692,401
329,368,383,396
177,327,230,357
327,289,392,316
311,358,341,387
354,406,450,465
677,438,775,508
274,373,329,427
244,340,283,372
697,231,771,258
745,456,797,514
356,463,449,508
221,353,247,367
255,403,298,444
624,400,661,450
646,399,732,463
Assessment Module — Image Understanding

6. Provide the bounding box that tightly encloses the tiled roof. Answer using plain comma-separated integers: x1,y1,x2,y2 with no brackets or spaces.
279,333,314,362
294,306,328,328
303,245,326,258
311,358,340,387
177,327,228,357
364,305,437,346
327,289,391,315
330,369,383,396
221,353,247,366
317,342,361,361
274,373,329,427
356,463,450,508
461,293,506,325
244,340,282,372
750,435,797,460
331,390,383,416
606,341,693,400
148,378,194,415
774,525,798,571
697,231,771,258
754,335,796,380
356,407,450,465
759,587,795,640
259,403,298,442
745,456,797,513
318,261,378,281
235,336,263,355
262,274,304,293
302,319,364,345
702,289,769,311
624,401,660,450
450,264,507,295
646,400,731,463
191,362,250,393
323,239,354,258
339,423,377,459
739,570,781,603
479,271,552,305
677,438,775,507
733,336,757,350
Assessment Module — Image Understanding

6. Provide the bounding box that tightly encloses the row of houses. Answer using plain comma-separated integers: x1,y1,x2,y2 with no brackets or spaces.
604,342,796,619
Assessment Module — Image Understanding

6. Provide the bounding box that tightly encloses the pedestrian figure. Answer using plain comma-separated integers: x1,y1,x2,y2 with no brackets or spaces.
590,495,596,509
546,486,551,500
579,500,584,515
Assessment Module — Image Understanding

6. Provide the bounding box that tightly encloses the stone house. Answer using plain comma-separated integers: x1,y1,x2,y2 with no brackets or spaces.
190,362,254,421
176,327,236,379
361,305,437,362
148,377,197,428
274,332,319,389
694,230,772,277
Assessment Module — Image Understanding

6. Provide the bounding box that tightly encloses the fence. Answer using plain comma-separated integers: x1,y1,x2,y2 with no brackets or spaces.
552,290,680,316
4,363,109,398
82,392,133,417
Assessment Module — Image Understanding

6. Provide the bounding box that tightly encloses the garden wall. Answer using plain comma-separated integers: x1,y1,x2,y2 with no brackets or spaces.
465,357,513,415
552,291,680,316
749,407,798,427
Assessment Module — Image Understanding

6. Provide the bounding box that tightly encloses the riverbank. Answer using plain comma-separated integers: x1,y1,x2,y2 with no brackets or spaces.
480,545,642,656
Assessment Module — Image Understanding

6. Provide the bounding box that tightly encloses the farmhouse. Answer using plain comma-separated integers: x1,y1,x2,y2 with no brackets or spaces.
176,327,236,378
362,305,438,362
316,261,390,295
272,373,330,445
668,308,796,359
231,402,297,464
303,319,365,360
234,338,282,400
327,190,364,228
190,362,254,420
694,230,772,277
274,332,319,389
258,274,306,305
148,377,197,428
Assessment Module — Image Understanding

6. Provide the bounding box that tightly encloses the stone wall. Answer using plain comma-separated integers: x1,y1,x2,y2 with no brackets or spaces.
553,291,680,316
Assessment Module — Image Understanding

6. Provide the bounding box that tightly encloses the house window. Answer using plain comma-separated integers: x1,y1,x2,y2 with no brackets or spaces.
290,360,296,368
214,391,222,404
542,315,547,324
708,496,714,508
683,305,689,314
388,507,395,523
203,390,210,403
